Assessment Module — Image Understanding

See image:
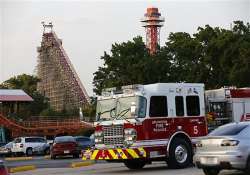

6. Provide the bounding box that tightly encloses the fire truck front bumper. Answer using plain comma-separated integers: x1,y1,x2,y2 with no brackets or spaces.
82,148,146,160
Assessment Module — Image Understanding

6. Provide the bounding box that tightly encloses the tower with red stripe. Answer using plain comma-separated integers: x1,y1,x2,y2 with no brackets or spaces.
141,7,165,55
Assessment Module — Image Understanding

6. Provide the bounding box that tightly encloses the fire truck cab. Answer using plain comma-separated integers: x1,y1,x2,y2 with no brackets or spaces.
84,83,208,169
205,87,250,131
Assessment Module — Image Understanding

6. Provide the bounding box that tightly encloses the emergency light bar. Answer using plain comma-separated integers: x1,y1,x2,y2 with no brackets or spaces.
101,87,117,97
101,84,143,97
122,84,143,95
121,84,142,90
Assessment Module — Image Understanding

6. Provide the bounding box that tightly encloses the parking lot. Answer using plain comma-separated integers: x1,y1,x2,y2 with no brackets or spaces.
3,157,246,175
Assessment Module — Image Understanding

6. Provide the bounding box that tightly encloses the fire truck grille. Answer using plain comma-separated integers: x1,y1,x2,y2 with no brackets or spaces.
103,125,124,145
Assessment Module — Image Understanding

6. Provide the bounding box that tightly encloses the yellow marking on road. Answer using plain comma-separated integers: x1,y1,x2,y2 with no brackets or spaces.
71,161,95,168
9,165,36,173
5,157,33,161
44,155,51,159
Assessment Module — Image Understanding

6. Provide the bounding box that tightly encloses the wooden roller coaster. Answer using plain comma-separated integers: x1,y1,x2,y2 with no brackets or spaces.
0,113,93,138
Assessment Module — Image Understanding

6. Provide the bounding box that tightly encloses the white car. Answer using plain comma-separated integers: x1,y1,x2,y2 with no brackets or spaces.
11,137,47,156
194,122,250,175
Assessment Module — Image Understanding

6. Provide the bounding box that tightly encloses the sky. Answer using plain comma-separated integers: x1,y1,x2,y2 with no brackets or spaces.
0,0,249,96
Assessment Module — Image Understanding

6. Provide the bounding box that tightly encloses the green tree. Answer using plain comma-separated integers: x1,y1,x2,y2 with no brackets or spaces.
228,21,250,87
1,74,49,116
93,21,250,93
165,21,250,89
93,36,172,94
82,96,97,121
1,74,39,94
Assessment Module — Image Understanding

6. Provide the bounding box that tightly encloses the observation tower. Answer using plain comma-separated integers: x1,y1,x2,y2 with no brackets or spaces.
141,7,165,55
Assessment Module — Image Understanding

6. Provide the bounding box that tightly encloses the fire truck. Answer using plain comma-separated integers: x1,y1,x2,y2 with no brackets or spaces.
205,87,250,131
83,83,208,169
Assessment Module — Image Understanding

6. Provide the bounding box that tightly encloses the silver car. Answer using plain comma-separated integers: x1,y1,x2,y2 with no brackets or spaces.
194,122,250,175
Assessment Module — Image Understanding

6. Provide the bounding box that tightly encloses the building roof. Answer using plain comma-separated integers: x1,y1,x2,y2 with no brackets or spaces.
0,89,33,102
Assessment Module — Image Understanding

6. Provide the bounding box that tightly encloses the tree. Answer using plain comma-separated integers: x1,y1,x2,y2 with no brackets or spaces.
82,97,97,122
164,21,250,89
93,22,250,94
0,74,49,116
1,74,39,94
228,21,250,87
93,36,172,94
93,37,149,94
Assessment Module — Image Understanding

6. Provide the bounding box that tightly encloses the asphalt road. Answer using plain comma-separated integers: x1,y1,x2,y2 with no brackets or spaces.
6,158,246,175
5,156,84,168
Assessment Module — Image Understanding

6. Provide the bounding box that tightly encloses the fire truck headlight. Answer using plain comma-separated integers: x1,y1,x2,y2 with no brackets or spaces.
95,138,103,144
94,131,103,137
124,135,136,141
124,128,137,146
124,128,137,135
94,131,104,144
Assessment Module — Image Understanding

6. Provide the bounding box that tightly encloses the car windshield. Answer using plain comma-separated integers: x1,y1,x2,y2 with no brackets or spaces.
96,96,147,121
14,138,21,143
209,123,249,136
54,136,75,143
5,142,13,148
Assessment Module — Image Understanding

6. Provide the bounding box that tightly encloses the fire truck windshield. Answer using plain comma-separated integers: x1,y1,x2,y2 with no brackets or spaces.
96,96,147,121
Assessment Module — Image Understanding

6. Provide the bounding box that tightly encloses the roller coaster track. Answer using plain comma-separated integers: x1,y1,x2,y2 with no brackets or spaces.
0,113,93,137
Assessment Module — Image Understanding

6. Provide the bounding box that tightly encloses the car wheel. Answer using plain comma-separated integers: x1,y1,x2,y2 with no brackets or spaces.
73,154,79,158
124,159,146,169
51,154,56,159
167,138,192,169
44,148,50,155
26,148,33,156
245,157,250,174
203,168,220,175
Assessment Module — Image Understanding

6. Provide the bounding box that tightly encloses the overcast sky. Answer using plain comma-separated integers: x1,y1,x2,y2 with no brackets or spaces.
0,0,249,96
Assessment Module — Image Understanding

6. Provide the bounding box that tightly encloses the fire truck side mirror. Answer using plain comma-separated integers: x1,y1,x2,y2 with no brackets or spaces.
130,102,137,117
96,112,101,121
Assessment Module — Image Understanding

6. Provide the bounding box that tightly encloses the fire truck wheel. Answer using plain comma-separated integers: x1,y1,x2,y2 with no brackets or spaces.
124,159,146,169
167,138,192,169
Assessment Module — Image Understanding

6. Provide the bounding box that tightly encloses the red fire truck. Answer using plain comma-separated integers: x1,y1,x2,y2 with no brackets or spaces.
205,87,250,131
83,83,208,169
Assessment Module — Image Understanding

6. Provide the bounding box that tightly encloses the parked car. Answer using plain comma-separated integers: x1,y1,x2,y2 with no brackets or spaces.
11,137,48,156
194,122,250,175
33,142,50,155
74,136,94,150
0,160,9,175
50,136,80,159
0,142,13,157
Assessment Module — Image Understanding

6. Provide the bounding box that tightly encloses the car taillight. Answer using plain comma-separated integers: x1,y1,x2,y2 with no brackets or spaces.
52,143,58,148
20,144,24,148
221,140,239,146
